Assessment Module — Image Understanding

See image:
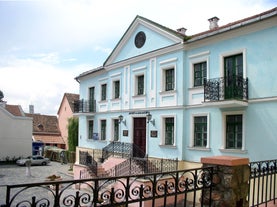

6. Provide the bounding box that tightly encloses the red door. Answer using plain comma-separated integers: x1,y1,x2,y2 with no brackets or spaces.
133,117,146,157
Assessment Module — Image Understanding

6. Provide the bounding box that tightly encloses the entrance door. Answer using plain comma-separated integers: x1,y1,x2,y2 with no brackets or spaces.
224,54,243,99
133,117,146,158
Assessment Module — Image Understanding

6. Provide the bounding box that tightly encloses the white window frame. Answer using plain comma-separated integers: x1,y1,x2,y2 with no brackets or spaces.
112,118,120,142
160,115,176,147
132,66,146,96
189,113,210,149
221,111,246,152
87,119,94,140
219,48,247,78
134,73,145,96
189,51,210,88
112,79,120,99
100,83,108,101
99,119,107,141
160,64,176,93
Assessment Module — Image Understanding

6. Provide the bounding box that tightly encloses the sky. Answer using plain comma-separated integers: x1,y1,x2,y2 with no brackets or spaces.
0,0,276,115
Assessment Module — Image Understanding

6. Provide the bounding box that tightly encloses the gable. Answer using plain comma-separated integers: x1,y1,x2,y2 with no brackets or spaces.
57,93,79,115
104,16,184,66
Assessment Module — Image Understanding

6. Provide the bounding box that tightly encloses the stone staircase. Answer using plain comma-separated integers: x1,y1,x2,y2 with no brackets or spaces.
86,157,127,178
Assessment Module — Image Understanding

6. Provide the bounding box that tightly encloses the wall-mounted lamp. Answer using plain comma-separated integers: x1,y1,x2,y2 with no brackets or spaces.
118,115,126,125
146,112,155,126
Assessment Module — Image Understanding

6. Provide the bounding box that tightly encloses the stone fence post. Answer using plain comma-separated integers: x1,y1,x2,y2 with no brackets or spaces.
201,156,250,207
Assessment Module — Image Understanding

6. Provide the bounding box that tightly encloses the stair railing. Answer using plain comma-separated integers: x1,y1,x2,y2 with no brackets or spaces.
108,157,178,177
102,141,145,161
79,151,98,176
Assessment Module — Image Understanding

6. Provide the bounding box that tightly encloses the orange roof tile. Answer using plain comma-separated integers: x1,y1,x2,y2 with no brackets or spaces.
33,135,65,144
5,104,24,116
25,113,61,134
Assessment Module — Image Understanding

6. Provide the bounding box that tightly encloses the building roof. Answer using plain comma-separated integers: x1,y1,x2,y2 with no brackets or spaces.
25,113,60,135
5,104,25,116
57,93,79,115
33,135,65,144
75,66,104,82
75,7,277,80
64,93,79,112
189,7,277,42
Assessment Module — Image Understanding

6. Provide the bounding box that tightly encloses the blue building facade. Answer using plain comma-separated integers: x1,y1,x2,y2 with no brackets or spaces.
75,8,277,163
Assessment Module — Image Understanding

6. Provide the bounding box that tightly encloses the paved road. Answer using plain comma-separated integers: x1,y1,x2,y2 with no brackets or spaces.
0,161,73,204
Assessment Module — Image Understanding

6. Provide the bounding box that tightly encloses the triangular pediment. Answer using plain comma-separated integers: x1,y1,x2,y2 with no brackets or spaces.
104,15,185,66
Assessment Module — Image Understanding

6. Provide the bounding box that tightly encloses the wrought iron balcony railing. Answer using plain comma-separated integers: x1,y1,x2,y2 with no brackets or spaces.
73,99,96,113
204,76,248,102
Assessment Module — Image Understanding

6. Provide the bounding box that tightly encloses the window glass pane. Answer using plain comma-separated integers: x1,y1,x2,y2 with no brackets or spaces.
194,116,207,147
194,62,207,87
165,118,174,145
101,84,107,100
101,120,106,140
88,120,93,139
137,75,144,95
165,68,174,91
114,81,120,99
89,87,95,112
226,114,242,149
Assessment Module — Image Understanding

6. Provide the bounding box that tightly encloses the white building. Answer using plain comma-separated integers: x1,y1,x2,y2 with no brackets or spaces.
0,102,32,160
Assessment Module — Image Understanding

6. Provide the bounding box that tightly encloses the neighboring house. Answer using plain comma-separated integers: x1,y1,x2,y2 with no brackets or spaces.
74,7,277,168
0,102,32,160
25,113,65,149
57,93,79,150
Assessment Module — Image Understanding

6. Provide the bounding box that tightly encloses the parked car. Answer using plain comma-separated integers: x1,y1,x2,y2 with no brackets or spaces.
16,155,50,166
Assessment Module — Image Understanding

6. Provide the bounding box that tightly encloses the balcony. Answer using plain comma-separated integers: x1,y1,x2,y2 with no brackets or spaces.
73,99,96,113
203,76,248,108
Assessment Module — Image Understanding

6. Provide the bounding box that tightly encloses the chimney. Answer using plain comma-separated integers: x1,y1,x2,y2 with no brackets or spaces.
208,17,219,30
29,105,34,114
176,27,187,35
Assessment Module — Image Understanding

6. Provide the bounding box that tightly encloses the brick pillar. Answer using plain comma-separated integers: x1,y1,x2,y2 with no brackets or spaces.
201,156,250,207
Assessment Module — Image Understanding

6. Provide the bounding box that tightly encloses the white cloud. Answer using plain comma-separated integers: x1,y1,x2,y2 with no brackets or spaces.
94,46,113,55
32,52,61,64
0,56,80,114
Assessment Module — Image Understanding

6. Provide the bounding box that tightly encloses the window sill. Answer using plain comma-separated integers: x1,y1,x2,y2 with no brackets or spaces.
111,98,121,101
219,148,248,154
188,86,204,90
187,147,211,151
87,139,107,143
159,144,177,149
98,100,108,103
159,90,176,95
132,94,146,98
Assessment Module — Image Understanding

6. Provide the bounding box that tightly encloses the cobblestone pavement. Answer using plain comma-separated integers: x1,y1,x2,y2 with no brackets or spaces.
0,161,73,204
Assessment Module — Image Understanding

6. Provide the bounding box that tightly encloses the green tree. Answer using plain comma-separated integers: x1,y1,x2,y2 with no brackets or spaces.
67,117,79,152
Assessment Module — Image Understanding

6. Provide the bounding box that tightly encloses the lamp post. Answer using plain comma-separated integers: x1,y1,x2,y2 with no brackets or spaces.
146,112,155,126
118,115,126,142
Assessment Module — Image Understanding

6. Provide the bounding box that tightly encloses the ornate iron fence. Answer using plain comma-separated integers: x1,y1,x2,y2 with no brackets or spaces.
248,159,277,206
73,99,96,113
102,141,145,160
79,151,98,176
108,157,178,177
204,76,248,102
3,166,213,207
